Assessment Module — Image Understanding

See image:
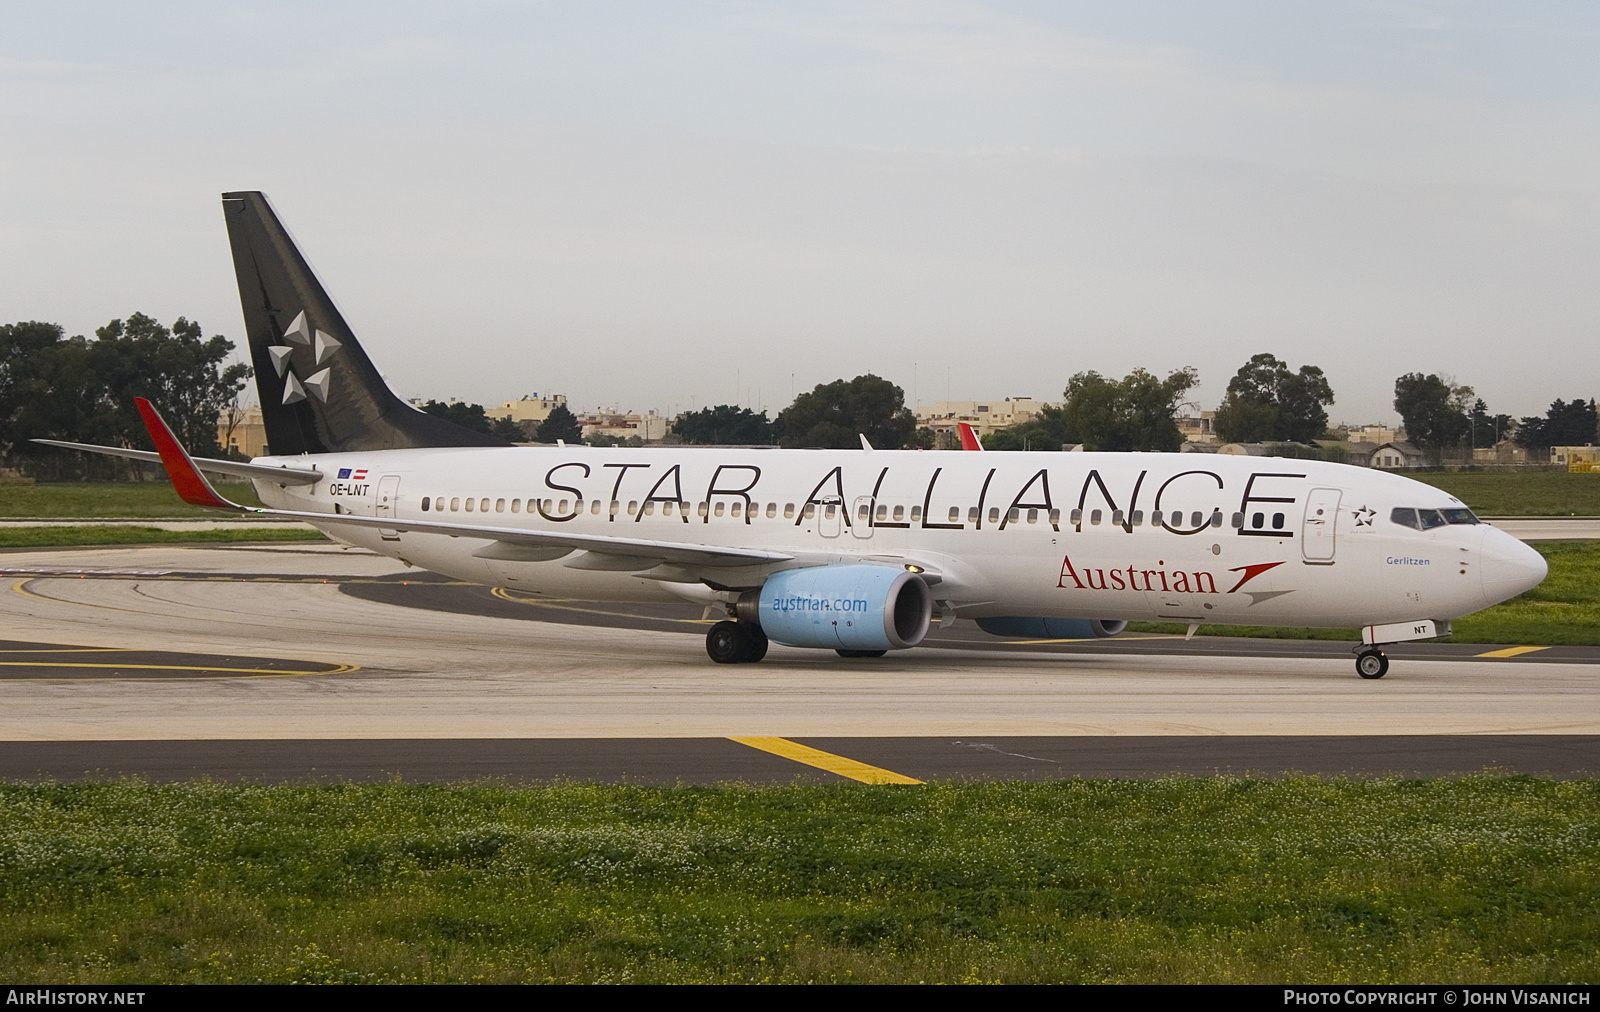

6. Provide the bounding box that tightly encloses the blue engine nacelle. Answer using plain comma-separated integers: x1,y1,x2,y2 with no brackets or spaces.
750,565,933,651
975,617,1128,639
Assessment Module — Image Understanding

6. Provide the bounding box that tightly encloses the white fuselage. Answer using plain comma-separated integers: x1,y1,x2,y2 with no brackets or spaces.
252,447,1546,630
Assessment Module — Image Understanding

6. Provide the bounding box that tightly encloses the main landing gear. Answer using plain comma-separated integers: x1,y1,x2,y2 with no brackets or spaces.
706,620,768,664
1355,647,1389,680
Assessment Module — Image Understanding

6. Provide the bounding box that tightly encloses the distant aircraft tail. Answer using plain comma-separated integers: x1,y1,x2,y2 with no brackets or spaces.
957,422,984,451
221,191,508,455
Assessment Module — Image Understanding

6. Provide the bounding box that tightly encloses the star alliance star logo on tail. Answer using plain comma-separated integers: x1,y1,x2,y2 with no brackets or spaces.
272,310,341,405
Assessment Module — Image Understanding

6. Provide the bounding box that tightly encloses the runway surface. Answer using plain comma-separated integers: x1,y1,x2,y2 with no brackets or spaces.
1,543,1595,782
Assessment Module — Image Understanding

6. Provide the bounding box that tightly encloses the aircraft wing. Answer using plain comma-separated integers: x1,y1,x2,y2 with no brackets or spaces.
129,397,792,569
31,438,323,485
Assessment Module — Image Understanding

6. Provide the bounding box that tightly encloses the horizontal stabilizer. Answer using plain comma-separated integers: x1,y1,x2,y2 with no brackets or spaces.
31,439,322,485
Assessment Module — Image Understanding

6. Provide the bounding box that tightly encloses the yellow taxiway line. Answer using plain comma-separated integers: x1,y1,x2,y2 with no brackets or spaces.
729,736,923,785
1475,645,1550,659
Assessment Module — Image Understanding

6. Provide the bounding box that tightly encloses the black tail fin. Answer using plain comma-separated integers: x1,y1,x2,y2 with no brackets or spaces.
221,191,508,455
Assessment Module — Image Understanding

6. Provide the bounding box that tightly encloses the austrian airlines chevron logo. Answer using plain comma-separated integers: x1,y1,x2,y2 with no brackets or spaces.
271,310,342,405
1057,555,1292,606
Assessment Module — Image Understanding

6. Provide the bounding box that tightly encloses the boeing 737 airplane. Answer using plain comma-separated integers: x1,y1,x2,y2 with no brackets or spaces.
39,192,1549,678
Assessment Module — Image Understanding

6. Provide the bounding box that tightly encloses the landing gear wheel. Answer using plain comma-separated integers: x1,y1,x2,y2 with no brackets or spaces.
836,649,888,659
1356,648,1389,679
706,621,768,664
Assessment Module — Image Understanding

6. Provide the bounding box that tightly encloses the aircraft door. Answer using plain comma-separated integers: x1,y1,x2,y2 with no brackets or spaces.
1302,487,1341,563
375,474,401,541
818,495,843,538
851,496,874,540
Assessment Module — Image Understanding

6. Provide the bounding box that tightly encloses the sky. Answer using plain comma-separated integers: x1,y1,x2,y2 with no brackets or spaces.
3,1,1597,425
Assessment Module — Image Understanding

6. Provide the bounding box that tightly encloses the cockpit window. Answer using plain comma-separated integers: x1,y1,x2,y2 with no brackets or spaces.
1391,506,1481,530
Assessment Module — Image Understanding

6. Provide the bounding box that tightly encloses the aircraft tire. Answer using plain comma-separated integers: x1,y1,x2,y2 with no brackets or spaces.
836,649,888,659
1356,648,1389,679
706,621,745,664
743,625,769,663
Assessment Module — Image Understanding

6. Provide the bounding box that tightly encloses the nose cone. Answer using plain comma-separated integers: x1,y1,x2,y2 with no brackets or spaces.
1479,527,1548,607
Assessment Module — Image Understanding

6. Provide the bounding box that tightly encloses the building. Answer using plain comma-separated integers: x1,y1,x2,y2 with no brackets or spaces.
1472,439,1529,465
490,394,568,439
1552,446,1600,472
1370,442,1428,469
1347,424,1400,445
580,409,668,443
1177,410,1217,444
914,398,1043,440
217,406,269,457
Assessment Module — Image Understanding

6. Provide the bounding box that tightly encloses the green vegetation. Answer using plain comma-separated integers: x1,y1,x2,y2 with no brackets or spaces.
1132,541,1600,646
0,525,326,548
1404,471,1600,517
0,482,263,517
1,777,1596,984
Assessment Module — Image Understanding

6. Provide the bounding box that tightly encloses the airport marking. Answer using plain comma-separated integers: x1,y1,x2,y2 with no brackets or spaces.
729,736,923,785
1475,646,1550,659
0,660,358,678
491,587,715,625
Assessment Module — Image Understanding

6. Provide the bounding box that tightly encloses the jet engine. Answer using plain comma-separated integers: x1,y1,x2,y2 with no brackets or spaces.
744,565,933,651
975,617,1128,639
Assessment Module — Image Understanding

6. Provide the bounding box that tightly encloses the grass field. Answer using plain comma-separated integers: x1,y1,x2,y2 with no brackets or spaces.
0,482,265,516
0,526,327,548
1131,541,1600,646
1,778,1596,984
1404,470,1600,516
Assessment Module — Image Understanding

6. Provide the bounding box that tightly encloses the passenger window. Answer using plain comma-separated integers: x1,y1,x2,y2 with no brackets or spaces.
1008,508,1020,522
823,504,835,519
731,502,742,518
803,503,816,519
989,507,1000,523
511,499,520,513
450,497,460,512
495,498,506,513
911,506,922,521
628,501,638,516
947,506,959,522
876,504,888,521
1070,509,1082,524
892,505,905,522
1090,509,1102,525
714,502,725,517
968,507,979,523
1048,509,1060,525
542,499,553,514
1191,511,1202,528
662,501,674,516
1231,513,1243,528
698,502,709,517
1210,512,1223,528
642,501,654,515
1252,512,1264,529
784,503,795,518
1271,512,1285,529
1152,510,1164,527
421,497,430,511
1111,509,1125,526
767,503,778,518
464,498,474,512
610,500,621,516
592,500,602,514
1129,510,1141,526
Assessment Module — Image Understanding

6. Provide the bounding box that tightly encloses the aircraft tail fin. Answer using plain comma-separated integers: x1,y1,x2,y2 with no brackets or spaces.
221,191,508,455
957,422,984,451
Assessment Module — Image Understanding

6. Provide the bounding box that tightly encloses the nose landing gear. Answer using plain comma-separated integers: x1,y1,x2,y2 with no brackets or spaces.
1355,647,1389,679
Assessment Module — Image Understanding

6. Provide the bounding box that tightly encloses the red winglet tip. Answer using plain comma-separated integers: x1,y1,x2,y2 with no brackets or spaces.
957,422,984,451
134,398,237,511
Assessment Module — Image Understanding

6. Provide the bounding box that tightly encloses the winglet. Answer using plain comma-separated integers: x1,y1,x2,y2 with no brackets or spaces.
134,397,243,511
957,422,984,451
859,433,874,451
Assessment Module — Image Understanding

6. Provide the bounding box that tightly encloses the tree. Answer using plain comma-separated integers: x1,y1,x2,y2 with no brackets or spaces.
1516,398,1599,452
981,405,1072,451
774,375,916,449
1469,398,1513,449
422,400,494,434
1213,353,1334,444
672,405,772,445
1393,373,1472,458
2,315,249,477
536,402,583,444
1053,367,1199,452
